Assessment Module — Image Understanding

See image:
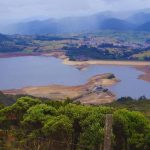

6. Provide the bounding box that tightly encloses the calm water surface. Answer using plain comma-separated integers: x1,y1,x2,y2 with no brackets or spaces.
0,56,150,98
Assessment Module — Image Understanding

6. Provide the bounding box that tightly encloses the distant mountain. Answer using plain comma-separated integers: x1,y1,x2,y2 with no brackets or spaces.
100,18,135,30
4,10,150,34
14,18,97,34
15,20,59,34
14,17,135,34
128,12,150,25
137,21,150,31
11,12,115,34
130,11,150,31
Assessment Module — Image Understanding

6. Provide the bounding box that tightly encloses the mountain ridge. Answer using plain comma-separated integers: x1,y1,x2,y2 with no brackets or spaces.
3,10,150,34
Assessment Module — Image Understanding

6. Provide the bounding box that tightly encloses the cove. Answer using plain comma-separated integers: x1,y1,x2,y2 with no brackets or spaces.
0,56,150,98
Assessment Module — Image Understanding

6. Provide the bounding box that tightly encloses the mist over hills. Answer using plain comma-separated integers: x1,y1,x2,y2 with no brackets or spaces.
128,12,150,25
100,18,135,31
138,21,150,31
12,12,112,34
2,10,150,35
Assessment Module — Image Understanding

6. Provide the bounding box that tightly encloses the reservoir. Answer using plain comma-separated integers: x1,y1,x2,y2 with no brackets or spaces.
0,56,150,98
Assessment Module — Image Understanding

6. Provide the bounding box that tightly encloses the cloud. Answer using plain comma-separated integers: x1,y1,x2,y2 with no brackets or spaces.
0,0,91,23
0,0,150,24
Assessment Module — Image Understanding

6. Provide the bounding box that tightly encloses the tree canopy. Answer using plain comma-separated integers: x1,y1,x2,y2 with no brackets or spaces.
0,96,149,150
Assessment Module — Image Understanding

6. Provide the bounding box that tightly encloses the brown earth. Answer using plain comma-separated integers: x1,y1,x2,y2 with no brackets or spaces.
3,73,119,105
42,51,67,59
1,51,150,67
63,58,150,69
135,66,150,82
0,52,42,58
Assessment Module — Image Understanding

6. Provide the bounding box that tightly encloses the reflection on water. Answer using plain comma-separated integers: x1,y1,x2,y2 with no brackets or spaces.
0,56,150,98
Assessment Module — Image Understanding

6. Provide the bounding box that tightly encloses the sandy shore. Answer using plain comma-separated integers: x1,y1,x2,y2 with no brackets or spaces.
1,52,150,67
3,73,119,105
63,58,150,68
135,66,150,82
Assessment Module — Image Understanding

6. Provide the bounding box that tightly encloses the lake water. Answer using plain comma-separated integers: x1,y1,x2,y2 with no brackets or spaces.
0,56,150,98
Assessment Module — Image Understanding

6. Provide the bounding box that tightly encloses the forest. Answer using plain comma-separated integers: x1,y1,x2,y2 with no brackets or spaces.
65,45,150,61
0,95,150,150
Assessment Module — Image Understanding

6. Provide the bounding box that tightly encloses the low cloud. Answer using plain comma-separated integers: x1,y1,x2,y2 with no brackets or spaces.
0,0,150,24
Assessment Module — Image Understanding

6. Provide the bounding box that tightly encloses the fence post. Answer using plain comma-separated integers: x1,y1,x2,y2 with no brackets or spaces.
103,114,113,150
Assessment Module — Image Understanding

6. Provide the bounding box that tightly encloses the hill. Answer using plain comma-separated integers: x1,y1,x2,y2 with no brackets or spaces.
13,15,103,34
128,12,150,25
4,10,150,34
11,12,134,34
100,18,135,30
137,21,150,31
14,18,136,34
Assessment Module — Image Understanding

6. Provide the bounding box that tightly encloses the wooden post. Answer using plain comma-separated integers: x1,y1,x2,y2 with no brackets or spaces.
103,114,113,150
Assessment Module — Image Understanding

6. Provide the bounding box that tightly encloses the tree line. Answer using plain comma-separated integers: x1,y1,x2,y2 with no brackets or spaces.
0,96,150,150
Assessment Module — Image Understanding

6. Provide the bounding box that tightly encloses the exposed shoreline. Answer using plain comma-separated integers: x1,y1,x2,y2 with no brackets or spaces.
1,52,150,66
3,73,119,105
0,52,150,84
63,58,150,67
135,66,150,82
62,58,150,82
0,52,42,58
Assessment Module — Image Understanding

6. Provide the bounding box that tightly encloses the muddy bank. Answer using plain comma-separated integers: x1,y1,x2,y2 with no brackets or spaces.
3,73,119,105
0,52,42,58
42,51,67,59
0,51,66,59
1,51,150,66
63,58,150,69
135,66,150,82
43,52,150,75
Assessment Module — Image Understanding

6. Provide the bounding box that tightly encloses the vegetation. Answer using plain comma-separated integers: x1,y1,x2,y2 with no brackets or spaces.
0,95,149,150
0,91,19,106
64,45,142,61
105,96,150,119
65,44,150,61
1,31,150,61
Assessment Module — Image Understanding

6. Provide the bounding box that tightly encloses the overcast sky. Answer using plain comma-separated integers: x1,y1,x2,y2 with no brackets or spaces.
1,0,150,23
